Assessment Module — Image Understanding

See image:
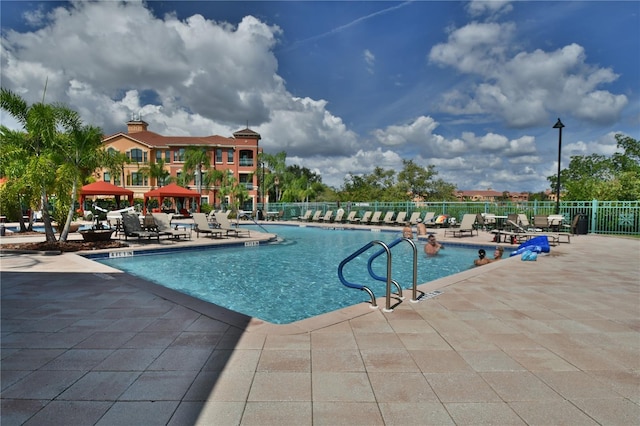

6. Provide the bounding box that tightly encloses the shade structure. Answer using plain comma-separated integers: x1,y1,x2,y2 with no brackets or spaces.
80,181,134,209
143,183,201,214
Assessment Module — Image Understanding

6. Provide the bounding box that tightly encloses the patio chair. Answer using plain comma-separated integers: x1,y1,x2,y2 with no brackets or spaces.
408,212,422,225
151,212,191,240
444,214,477,237
319,210,334,222
334,209,345,223
214,211,251,237
359,211,373,224
297,210,312,221
369,211,383,225
192,212,223,239
533,215,550,231
310,210,322,222
393,211,408,226
423,212,436,226
121,212,160,242
345,211,359,224
382,211,396,225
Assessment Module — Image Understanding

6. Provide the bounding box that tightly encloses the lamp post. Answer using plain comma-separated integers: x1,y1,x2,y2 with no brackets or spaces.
553,118,565,215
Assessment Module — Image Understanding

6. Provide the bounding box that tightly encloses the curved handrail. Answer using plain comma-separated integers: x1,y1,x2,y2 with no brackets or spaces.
338,240,393,309
368,237,419,302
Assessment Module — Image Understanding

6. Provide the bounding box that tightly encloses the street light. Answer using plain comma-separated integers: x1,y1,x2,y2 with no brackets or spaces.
553,118,565,215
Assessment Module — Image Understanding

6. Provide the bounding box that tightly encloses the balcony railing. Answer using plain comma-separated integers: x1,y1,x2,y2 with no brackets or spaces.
239,159,254,167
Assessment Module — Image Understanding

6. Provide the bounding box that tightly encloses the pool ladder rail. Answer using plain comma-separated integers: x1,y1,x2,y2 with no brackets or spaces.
338,237,420,312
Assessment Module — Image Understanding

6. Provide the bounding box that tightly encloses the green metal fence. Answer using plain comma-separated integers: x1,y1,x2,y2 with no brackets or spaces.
258,200,640,235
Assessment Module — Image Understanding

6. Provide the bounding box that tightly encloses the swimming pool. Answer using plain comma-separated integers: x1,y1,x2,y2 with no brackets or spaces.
98,225,483,324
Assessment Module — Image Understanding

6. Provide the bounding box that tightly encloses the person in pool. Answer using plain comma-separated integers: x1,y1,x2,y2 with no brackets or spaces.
474,249,491,266
424,234,443,255
493,246,505,261
402,222,413,239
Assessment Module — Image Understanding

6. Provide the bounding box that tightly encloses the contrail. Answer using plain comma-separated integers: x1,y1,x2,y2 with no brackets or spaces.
280,1,413,52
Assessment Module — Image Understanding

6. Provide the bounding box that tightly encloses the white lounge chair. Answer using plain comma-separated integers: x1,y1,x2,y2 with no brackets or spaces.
382,211,395,225
408,212,422,225
444,214,477,237
151,212,191,240
297,210,312,221
192,213,223,239
369,211,383,225
319,210,334,222
393,211,408,226
345,211,359,223
310,211,322,222
359,211,373,224
214,211,251,237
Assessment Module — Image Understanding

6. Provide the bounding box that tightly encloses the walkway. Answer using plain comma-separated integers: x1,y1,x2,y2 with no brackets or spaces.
1,225,639,425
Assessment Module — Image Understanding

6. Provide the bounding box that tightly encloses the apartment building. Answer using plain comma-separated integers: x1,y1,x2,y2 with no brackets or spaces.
99,118,261,210
455,190,530,203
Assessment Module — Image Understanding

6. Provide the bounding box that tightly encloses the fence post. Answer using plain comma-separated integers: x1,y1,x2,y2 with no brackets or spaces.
590,199,598,234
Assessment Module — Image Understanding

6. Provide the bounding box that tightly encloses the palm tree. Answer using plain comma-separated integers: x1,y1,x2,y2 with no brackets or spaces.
202,168,225,208
0,87,78,242
183,147,211,195
55,124,104,241
139,159,169,189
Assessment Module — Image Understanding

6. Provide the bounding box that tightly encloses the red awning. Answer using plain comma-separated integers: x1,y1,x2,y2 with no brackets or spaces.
80,181,134,208
143,183,201,214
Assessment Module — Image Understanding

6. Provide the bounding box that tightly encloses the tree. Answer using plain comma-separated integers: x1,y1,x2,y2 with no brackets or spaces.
140,159,170,188
183,147,210,194
549,134,640,201
0,87,79,242
55,123,104,241
396,160,437,200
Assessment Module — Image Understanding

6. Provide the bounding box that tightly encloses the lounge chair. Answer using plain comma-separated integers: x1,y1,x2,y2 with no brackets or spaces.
121,212,160,242
423,212,436,226
297,210,312,221
563,214,581,234
214,211,251,237
319,210,334,222
193,213,224,238
345,211,359,223
393,211,408,226
334,209,345,223
151,212,191,240
426,214,448,228
382,211,395,225
408,212,422,225
533,215,550,231
359,211,372,224
310,210,322,222
369,211,383,225
444,214,477,237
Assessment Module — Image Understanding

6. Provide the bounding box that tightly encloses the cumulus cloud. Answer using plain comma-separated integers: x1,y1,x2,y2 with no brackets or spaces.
429,22,628,128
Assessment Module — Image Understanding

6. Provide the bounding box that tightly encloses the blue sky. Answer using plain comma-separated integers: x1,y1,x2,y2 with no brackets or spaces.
1,1,638,192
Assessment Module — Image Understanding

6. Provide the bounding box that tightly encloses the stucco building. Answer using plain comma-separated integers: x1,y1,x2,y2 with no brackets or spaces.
98,119,262,211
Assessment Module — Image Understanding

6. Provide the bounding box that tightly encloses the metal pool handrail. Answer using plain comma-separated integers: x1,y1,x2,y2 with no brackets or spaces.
367,237,420,303
338,240,397,312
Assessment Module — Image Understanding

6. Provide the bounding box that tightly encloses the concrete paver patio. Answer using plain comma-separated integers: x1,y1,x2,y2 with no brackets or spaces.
1,224,639,425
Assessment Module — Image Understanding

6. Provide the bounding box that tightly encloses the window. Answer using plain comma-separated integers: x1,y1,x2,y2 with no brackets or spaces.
173,148,185,162
239,150,253,166
227,149,234,163
130,172,145,186
165,150,170,162
156,151,162,162
103,172,111,183
107,147,118,156
129,148,144,163
215,148,223,163
239,174,253,190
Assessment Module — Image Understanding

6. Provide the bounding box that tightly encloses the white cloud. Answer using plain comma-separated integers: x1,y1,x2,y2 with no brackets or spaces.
429,21,628,128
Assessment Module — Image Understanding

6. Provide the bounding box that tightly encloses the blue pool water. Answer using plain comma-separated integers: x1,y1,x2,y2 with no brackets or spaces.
98,225,484,324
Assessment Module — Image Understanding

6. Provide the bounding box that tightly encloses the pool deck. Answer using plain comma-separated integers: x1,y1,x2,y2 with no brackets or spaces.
1,222,639,425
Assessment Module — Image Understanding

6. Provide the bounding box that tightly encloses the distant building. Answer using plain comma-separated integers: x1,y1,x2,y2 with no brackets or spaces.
98,119,262,211
456,190,530,203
